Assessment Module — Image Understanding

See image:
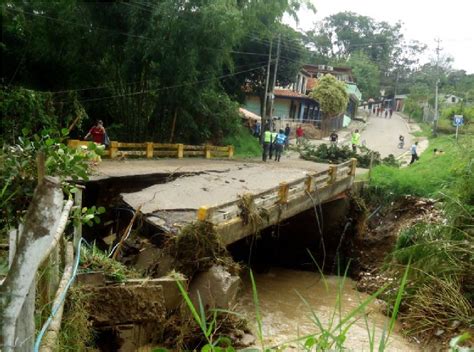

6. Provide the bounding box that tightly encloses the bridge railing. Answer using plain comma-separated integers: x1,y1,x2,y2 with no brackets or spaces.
67,140,234,159
197,158,357,224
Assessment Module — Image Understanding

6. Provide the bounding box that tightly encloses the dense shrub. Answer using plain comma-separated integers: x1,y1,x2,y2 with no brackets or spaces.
0,86,86,144
298,142,399,168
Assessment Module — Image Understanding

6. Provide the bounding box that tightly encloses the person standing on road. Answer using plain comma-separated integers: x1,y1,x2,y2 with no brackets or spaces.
410,141,419,164
274,129,286,162
389,108,393,118
262,128,273,162
296,125,304,145
284,123,291,149
330,130,338,145
84,120,106,144
384,110,388,118
269,128,277,159
351,129,361,153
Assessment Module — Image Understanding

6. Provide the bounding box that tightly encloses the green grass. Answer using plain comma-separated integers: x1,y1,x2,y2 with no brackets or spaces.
370,134,472,198
222,125,261,158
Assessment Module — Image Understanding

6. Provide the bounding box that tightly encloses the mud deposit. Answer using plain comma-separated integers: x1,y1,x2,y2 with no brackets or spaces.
236,268,419,351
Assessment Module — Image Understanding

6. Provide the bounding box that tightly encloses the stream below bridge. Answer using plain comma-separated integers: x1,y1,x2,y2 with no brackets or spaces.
236,268,418,351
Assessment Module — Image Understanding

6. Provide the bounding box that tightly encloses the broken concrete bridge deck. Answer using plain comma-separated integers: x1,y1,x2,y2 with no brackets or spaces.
92,158,356,243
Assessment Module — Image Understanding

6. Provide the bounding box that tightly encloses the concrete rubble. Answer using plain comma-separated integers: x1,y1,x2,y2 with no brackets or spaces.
189,265,241,309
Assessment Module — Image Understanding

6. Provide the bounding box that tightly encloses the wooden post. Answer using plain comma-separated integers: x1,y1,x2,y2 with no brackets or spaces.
368,153,374,181
73,187,83,251
177,144,184,159
228,145,234,159
37,152,45,184
305,175,312,193
278,182,289,204
328,165,337,184
146,142,154,159
197,206,210,221
67,139,80,149
205,145,211,159
109,141,119,159
350,157,358,176
40,242,74,352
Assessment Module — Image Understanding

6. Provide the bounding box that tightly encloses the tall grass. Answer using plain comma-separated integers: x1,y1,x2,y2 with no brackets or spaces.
370,135,472,199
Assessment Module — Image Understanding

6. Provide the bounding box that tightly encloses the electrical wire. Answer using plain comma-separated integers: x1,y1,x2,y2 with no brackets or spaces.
4,7,154,41
60,63,270,104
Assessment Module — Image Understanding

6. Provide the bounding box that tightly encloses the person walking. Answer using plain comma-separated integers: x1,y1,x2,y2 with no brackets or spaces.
389,108,393,118
351,129,361,153
329,130,338,146
296,125,304,145
384,110,388,118
410,141,419,164
274,129,286,162
262,128,273,162
84,120,106,144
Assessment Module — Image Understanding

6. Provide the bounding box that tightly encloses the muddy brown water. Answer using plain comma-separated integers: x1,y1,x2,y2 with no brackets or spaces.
236,268,419,351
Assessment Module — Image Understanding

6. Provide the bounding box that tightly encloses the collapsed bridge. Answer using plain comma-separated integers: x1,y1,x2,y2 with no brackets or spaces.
114,159,357,245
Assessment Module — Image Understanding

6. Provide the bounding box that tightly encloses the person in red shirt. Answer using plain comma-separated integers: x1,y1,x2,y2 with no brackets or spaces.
296,125,304,145
84,120,106,144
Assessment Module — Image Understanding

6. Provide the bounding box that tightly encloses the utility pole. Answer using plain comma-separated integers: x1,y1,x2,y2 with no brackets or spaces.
433,38,441,136
260,37,273,143
268,33,281,132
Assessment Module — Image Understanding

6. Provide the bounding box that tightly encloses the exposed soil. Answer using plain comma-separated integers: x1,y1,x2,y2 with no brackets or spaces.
347,195,442,292
83,284,166,327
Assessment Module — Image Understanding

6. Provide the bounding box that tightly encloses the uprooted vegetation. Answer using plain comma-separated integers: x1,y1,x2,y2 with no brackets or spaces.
298,142,399,168
154,222,239,279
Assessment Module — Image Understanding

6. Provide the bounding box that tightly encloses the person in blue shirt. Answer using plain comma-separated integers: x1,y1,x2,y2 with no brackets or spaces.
273,129,286,162
410,141,419,164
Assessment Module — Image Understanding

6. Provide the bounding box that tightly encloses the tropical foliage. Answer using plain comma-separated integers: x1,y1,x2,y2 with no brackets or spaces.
309,74,348,118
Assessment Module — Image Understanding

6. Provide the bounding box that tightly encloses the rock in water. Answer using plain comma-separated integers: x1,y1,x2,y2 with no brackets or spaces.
189,265,241,309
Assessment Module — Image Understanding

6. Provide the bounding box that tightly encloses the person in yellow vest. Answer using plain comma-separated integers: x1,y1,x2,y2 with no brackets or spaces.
351,129,361,153
262,128,273,162
269,128,277,159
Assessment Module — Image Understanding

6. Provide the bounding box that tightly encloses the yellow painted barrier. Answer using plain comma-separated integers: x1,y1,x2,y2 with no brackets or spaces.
67,140,234,159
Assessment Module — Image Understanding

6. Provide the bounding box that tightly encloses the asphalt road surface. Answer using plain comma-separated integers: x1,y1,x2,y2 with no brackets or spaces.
359,112,413,157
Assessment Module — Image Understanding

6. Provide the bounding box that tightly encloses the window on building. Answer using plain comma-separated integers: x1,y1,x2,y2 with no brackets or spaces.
451,97,456,103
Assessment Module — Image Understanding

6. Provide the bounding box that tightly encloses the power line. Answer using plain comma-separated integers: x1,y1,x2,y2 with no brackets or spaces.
60,63,270,104
26,60,269,95
4,6,154,41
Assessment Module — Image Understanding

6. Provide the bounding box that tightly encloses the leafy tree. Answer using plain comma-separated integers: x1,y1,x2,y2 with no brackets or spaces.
310,74,348,118
305,12,402,67
331,51,380,99
1,0,311,144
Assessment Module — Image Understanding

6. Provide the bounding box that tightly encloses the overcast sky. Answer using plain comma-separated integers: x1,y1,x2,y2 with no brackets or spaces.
285,0,474,73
